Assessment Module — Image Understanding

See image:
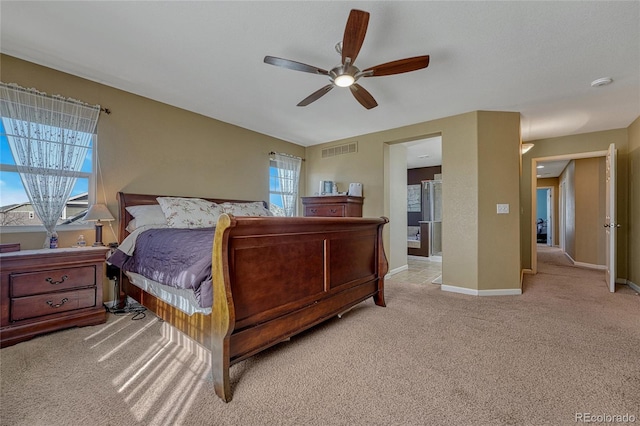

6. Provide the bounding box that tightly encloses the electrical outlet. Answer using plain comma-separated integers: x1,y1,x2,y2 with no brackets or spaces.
497,203,510,214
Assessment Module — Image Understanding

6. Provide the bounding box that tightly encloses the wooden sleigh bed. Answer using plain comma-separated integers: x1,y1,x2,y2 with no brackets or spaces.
115,192,388,402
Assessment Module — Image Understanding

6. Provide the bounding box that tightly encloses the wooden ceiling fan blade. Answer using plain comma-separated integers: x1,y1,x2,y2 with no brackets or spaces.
341,9,369,65
363,55,430,77
349,84,378,109
264,56,329,75
297,84,334,106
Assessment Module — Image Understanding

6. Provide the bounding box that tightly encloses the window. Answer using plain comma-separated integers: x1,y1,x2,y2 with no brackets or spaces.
269,153,302,217
269,161,286,216
0,119,95,230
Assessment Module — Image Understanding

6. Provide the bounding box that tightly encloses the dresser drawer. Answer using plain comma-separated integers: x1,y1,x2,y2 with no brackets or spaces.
10,288,97,321
305,204,346,217
10,266,96,297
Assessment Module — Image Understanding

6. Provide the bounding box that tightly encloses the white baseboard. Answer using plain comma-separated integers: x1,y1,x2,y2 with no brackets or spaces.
573,261,606,270
564,252,575,264
441,284,522,296
627,280,640,293
385,264,408,278
564,252,606,270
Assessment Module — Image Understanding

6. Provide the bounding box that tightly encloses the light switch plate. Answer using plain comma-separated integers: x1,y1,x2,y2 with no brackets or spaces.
497,203,510,214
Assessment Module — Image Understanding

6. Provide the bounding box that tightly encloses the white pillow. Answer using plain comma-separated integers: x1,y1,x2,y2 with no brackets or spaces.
220,201,273,217
156,197,224,228
125,204,168,232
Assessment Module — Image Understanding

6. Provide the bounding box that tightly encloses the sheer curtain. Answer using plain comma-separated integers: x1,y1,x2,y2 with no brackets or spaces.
0,82,101,247
273,152,302,217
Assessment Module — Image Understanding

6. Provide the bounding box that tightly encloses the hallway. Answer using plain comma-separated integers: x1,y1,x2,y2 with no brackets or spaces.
528,244,636,295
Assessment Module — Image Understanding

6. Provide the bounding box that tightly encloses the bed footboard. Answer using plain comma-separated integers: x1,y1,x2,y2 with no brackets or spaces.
211,214,388,402
115,191,387,403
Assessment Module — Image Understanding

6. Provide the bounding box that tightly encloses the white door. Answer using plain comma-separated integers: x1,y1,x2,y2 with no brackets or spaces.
605,143,617,292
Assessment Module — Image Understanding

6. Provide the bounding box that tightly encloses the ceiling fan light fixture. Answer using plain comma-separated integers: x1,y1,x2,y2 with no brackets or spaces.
264,9,430,108
334,74,355,87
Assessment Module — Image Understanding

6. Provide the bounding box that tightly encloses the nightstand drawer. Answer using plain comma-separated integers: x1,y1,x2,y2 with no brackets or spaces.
305,204,346,217
1,247,108,347
10,288,97,321
10,266,96,297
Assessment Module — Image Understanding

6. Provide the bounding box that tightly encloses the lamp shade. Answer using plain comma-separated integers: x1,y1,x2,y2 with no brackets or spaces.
83,204,115,222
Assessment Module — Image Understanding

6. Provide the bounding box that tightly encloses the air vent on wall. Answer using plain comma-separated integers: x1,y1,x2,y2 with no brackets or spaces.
322,142,357,159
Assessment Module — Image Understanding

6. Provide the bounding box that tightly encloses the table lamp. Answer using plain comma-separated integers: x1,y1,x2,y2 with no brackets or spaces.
83,203,115,246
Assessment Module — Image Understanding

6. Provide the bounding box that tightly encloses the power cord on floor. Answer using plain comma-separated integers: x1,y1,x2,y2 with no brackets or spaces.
104,276,147,320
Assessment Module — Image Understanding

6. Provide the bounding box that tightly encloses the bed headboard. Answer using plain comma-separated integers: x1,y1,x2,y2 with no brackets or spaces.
116,192,268,242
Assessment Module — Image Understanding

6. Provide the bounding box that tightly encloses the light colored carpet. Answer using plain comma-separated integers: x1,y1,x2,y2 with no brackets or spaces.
1,249,639,426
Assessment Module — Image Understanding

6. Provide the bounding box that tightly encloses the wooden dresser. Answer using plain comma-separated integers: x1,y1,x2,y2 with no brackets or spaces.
0,247,109,347
301,195,364,217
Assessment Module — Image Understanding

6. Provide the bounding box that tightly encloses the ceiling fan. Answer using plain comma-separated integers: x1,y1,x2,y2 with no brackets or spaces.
264,9,430,110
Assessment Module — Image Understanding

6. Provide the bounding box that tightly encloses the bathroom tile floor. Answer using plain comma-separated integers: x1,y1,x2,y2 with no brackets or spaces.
387,255,442,285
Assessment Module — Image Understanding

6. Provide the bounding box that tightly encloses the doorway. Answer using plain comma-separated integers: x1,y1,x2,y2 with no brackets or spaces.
536,187,553,246
530,150,608,275
384,135,443,277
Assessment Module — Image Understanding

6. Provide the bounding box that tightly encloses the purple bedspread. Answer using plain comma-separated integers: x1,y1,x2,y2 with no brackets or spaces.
108,228,214,308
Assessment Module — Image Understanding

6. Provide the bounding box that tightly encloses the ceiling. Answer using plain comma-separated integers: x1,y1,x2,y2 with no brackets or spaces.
535,159,570,179
1,2,638,148
405,137,442,169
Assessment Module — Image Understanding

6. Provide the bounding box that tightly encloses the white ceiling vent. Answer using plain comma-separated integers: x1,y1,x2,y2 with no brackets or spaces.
322,142,357,159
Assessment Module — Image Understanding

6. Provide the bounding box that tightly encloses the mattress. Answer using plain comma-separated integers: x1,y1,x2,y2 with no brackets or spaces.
126,271,212,316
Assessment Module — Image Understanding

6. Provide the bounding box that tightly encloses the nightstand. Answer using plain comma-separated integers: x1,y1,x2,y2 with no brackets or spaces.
0,247,109,347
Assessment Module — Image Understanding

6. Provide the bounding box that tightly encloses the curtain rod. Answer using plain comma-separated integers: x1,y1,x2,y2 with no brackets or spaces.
269,151,305,161
1,81,110,114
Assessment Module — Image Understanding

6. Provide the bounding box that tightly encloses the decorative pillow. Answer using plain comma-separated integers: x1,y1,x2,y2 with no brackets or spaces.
156,197,224,228
125,204,168,232
220,201,273,217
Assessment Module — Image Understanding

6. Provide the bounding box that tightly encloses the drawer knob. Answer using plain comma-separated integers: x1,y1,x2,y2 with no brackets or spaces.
46,298,69,309
310,208,318,213
330,209,337,213
45,275,69,285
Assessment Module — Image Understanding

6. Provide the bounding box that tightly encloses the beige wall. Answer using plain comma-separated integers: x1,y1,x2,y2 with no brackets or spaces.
1,55,307,303
306,111,522,292
385,143,408,273
574,157,606,265
477,111,521,290
521,128,629,277
628,116,640,287
0,55,305,252
8,53,634,295
560,161,577,260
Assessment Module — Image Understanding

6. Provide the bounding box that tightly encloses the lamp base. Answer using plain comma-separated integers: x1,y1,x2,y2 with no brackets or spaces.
94,222,104,247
